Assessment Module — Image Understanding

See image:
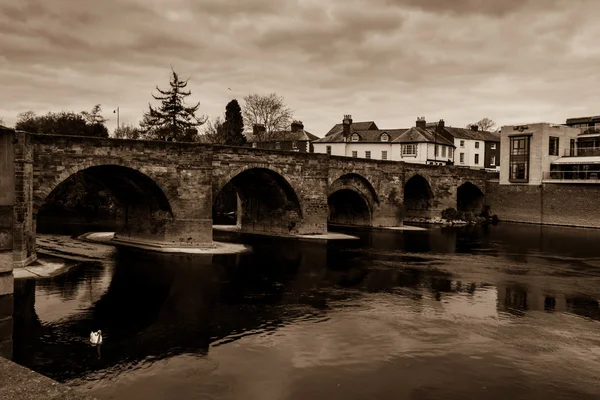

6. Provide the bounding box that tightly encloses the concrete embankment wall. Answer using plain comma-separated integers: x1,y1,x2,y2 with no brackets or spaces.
487,181,600,228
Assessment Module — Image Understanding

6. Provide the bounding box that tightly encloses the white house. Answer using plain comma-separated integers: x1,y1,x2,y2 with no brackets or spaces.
313,116,455,165
424,120,501,171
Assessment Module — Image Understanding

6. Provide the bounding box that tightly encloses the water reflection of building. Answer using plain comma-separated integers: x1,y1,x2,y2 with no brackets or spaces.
496,282,569,315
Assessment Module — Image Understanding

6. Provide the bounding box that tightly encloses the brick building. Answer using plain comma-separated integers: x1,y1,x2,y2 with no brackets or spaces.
246,121,318,153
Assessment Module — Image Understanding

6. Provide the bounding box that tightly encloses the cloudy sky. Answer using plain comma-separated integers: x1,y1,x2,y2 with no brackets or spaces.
1,0,598,136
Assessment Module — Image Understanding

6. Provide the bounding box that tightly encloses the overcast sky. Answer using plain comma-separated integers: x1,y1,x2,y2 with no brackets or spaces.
1,0,598,136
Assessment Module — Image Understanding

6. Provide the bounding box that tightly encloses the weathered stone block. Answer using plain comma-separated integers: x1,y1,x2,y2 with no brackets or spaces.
0,273,13,296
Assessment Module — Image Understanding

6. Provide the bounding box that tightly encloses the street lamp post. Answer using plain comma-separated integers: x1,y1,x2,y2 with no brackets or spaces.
113,107,120,130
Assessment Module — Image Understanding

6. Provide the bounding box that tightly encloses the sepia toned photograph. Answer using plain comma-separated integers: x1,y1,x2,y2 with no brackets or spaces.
1,0,599,399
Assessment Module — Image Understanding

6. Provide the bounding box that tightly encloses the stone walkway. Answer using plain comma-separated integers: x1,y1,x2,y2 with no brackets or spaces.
0,356,96,400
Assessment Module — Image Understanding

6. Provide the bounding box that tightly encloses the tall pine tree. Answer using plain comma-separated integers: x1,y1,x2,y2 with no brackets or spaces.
222,99,246,146
140,68,205,141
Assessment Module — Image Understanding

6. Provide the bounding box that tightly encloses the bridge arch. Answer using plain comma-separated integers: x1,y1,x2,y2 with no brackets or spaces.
457,181,485,213
35,163,175,244
327,173,379,227
213,167,304,234
34,160,175,213
403,174,434,218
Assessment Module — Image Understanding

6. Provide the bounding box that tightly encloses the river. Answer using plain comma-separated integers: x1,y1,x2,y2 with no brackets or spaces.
9,223,600,399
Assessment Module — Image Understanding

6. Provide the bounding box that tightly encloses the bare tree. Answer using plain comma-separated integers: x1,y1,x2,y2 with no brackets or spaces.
200,116,226,144
467,118,496,132
114,124,142,140
0,117,4,126
242,93,293,141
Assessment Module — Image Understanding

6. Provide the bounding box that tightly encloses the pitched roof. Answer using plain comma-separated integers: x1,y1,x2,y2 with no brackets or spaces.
246,129,318,143
394,127,454,146
314,128,407,143
325,121,378,137
441,126,500,142
314,126,454,146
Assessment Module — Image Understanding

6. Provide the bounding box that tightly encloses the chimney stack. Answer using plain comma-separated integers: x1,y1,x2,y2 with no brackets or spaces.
342,114,353,138
291,120,304,133
416,117,426,129
253,123,266,136
436,119,445,133
470,124,479,132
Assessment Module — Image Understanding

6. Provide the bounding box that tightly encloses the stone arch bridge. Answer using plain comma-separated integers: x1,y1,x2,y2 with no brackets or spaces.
0,130,488,267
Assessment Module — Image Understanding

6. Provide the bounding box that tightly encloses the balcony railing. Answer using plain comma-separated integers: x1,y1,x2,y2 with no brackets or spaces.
543,171,600,181
581,127,600,135
563,147,600,157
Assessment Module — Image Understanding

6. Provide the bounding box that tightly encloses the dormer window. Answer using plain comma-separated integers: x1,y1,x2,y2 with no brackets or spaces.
380,133,389,142
351,133,360,142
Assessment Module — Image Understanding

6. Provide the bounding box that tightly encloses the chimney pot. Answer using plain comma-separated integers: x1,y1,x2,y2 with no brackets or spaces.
470,125,479,131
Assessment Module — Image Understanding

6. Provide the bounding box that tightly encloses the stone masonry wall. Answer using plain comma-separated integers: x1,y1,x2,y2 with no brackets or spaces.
0,128,14,358
2,131,490,268
328,157,404,227
212,146,330,235
30,134,215,250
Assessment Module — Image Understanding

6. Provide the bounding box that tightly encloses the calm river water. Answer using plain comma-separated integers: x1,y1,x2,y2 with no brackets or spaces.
10,223,600,399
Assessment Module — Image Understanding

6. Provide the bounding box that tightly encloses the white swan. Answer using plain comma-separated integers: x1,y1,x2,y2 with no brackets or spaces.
90,330,103,345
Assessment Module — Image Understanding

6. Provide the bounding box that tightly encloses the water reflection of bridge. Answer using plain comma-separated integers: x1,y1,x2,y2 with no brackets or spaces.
5,237,600,381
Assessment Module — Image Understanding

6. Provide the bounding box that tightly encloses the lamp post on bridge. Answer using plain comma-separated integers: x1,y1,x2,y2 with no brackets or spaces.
113,107,120,130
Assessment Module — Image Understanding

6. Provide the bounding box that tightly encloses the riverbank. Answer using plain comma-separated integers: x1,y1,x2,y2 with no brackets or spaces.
0,356,96,400
213,225,360,241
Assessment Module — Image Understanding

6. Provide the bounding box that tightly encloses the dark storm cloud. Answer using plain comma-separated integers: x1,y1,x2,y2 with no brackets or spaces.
0,0,599,136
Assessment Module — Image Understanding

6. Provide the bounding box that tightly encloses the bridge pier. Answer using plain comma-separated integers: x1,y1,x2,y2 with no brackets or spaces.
371,190,404,228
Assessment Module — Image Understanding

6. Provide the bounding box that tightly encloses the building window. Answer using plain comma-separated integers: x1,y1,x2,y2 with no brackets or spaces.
365,151,371,159
326,145,331,155
475,142,480,149
460,140,465,147
491,156,496,166
509,136,530,182
435,145,439,157
382,150,387,160
491,143,497,150
459,153,465,163
351,134,360,142
402,144,417,156
352,151,358,158
380,133,389,142
252,142,257,148
549,136,559,156
449,148,453,159
442,146,446,157
474,154,479,164
292,141,298,149
275,142,281,150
